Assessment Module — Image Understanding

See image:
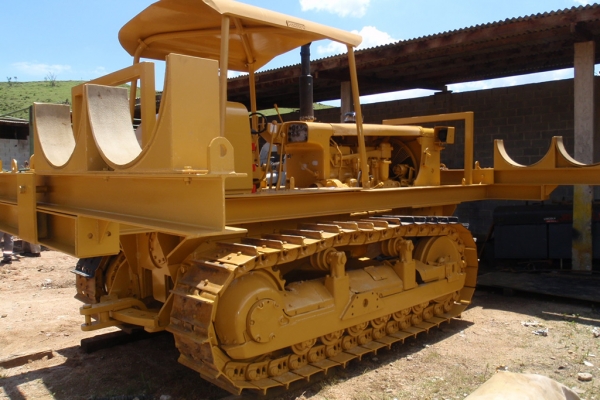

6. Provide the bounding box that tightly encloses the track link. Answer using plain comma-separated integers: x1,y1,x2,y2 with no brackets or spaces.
167,216,478,395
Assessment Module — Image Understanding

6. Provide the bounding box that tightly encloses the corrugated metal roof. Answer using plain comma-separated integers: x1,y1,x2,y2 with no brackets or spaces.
228,4,600,109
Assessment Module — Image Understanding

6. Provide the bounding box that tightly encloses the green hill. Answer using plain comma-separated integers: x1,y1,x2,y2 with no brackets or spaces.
0,80,333,121
0,81,85,120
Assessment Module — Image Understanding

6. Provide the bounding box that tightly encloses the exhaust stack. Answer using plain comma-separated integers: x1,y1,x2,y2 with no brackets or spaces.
299,43,314,121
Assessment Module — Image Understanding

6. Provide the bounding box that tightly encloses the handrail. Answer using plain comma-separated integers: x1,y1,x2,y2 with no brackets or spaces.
383,112,474,185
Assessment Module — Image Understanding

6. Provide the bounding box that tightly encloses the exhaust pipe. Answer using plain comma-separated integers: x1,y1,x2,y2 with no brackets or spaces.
299,43,314,121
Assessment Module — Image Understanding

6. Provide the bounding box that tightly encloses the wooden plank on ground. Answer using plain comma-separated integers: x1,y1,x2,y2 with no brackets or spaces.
0,350,53,368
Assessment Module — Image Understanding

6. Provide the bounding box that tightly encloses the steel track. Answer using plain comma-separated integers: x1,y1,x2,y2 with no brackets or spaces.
167,216,478,395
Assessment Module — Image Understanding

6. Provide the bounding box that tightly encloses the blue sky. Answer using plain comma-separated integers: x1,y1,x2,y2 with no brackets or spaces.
1,0,596,105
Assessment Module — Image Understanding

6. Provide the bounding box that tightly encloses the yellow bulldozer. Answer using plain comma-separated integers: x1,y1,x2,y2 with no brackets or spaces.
1,0,599,395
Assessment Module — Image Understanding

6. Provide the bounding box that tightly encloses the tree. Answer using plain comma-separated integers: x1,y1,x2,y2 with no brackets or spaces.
45,72,57,87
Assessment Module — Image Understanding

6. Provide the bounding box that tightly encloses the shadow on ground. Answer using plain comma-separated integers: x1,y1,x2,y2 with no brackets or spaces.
4,286,597,399
1,318,475,400
0,333,229,400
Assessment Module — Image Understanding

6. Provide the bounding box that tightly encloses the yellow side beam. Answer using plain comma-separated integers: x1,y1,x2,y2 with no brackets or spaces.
224,184,552,225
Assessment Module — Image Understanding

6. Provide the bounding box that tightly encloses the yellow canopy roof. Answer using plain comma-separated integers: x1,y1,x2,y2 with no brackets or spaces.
119,0,362,72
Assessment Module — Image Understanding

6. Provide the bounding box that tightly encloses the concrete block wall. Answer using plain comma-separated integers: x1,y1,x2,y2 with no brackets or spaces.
312,77,596,239
0,137,31,171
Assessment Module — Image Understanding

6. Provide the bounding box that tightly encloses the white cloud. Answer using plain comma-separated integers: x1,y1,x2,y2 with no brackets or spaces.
360,89,437,104
574,0,590,5
92,66,107,76
448,69,573,92
326,69,576,106
227,70,248,78
316,41,346,56
300,0,370,18
321,88,437,107
316,26,398,56
355,26,398,49
11,62,72,78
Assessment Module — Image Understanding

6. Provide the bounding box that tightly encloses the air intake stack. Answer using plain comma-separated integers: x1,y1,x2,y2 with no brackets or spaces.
299,43,314,121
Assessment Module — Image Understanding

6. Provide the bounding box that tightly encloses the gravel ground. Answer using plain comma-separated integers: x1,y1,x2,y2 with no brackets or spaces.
1,250,600,399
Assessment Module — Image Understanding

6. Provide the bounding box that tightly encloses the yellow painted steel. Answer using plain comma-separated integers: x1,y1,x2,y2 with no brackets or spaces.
347,46,369,188
16,173,37,243
384,112,475,185
2,0,600,395
119,0,362,72
219,15,230,138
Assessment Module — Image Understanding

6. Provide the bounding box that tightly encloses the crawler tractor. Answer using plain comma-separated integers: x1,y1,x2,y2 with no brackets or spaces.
2,0,600,395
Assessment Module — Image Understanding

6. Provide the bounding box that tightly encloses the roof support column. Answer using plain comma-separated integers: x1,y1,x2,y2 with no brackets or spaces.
219,15,230,137
346,46,369,188
572,41,595,272
340,81,352,122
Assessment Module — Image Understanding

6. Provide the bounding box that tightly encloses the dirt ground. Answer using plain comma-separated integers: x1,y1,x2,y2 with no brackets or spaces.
1,249,600,400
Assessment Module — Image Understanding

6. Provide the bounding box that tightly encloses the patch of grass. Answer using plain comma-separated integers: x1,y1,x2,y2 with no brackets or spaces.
0,80,138,120
140,372,152,393
319,376,340,390
423,350,442,362
353,393,398,400
567,319,582,334
481,363,491,383
0,81,84,119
